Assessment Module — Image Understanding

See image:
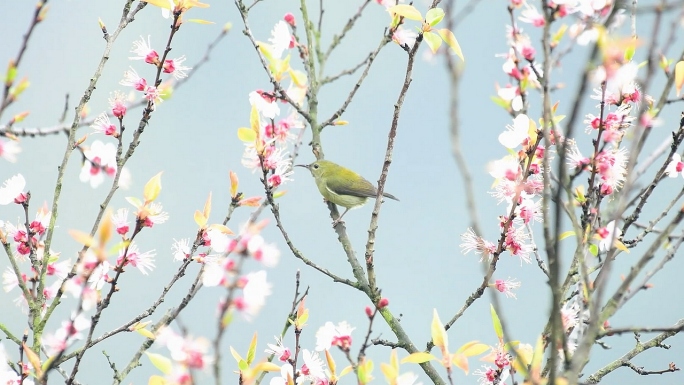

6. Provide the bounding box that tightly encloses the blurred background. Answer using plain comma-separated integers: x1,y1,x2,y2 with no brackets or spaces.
1,0,683,384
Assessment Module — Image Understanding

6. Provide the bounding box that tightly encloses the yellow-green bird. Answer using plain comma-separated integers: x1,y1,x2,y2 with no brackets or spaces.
296,160,399,226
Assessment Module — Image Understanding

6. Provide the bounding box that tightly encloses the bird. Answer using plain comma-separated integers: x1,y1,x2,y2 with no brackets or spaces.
296,159,399,226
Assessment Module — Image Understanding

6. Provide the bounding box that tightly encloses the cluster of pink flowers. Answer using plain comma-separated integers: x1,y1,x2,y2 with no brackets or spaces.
474,345,512,385
240,17,306,190
155,327,213,384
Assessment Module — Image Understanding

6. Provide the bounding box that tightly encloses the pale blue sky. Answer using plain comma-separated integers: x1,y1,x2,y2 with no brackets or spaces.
1,1,683,384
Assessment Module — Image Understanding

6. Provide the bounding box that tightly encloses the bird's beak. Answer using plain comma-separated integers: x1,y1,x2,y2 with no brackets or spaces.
294,164,309,169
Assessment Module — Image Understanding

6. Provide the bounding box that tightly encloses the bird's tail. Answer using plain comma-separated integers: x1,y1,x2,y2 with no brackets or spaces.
382,192,399,201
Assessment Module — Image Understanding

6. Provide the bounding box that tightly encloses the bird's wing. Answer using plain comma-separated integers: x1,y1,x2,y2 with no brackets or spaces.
326,175,378,198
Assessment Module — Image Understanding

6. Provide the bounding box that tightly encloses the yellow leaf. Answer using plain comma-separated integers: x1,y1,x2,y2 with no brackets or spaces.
237,127,257,143
258,42,275,63
230,346,244,364
230,171,239,198
437,29,464,62
400,352,436,364
98,211,113,246
389,349,399,371
673,61,684,96
141,0,172,9
143,172,163,203
340,365,354,377
194,210,207,229
148,375,168,385
430,309,448,350
23,343,43,377
451,353,469,374
424,31,442,54
253,361,281,372
559,231,576,241
186,19,215,24
325,349,337,375
459,342,490,357
614,240,630,253
146,352,172,375
512,343,533,376
208,223,234,235
203,191,212,220
69,230,95,248
387,4,423,21
136,327,155,339
380,363,397,383
288,69,308,88
249,105,260,133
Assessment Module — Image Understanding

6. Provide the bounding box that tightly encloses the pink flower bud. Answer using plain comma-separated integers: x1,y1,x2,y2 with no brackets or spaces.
283,12,296,26
378,298,389,308
365,306,373,317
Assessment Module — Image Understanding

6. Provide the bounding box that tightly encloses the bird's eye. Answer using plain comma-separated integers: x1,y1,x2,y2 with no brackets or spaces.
313,164,319,169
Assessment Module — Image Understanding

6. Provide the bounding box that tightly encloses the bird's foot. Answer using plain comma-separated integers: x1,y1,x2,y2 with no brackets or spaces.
332,218,345,227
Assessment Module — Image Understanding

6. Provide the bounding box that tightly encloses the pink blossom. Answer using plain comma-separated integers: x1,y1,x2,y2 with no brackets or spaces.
499,114,530,149
666,154,684,178
234,270,272,320
268,21,293,58
163,55,191,79
156,327,212,370
47,259,71,280
112,208,130,235
172,238,191,261
116,243,156,275
108,91,128,118
0,139,21,163
519,5,545,27
392,27,417,48
493,278,521,299
460,228,497,261
91,112,118,136
79,140,117,188
0,174,27,205
144,85,164,107
597,220,622,252
250,90,280,119
130,35,160,64
120,67,147,91
315,321,355,351
265,336,292,362
247,235,281,267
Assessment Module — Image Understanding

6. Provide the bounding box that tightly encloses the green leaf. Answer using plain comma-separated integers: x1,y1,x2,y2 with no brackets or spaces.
246,333,258,365
490,96,511,110
425,8,445,27
230,346,244,363
424,31,442,54
237,127,257,143
146,352,172,375
589,243,599,256
503,340,520,351
437,29,464,61
400,352,436,364
238,359,249,372
387,4,423,21
490,304,503,341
